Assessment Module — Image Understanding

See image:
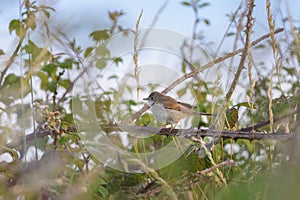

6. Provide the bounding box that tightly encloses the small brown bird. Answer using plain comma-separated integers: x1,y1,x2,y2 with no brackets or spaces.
143,91,211,125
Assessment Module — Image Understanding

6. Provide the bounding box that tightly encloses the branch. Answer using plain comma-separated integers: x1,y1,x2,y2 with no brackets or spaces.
52,70,65,110
240,107,300,132
0,34,26,88
4,121,299,152
214,0,254,127
100,124,299,141
196,160,235,175
1,127,51,155
126,28,284,123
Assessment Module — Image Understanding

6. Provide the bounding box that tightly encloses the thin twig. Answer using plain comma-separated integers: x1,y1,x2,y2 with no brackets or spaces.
5,106,299,152
128,158,178,200
56,30,106,105
52,70,65,110
214,1,244,57
0,35,25,88
196,160,235,175
212,0,255,129
6,119,300,153
190,136,227,185
138,0,170,49
148,0,170,27
126,28,284,123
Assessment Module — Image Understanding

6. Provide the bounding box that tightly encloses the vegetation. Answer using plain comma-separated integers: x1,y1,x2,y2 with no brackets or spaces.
0,0,300,199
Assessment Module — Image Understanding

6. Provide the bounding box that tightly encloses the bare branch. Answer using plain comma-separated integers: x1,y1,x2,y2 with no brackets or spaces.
196,160,235,175
212,0,255,129
127,28,284,123
5,121,300,154
0,35,26,88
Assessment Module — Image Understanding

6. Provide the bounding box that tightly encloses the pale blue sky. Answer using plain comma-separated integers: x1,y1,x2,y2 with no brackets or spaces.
1,0,299,102
1,0,299,54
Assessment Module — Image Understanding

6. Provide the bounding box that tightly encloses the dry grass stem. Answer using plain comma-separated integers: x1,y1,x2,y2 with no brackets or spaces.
134,10,143,100
191,136,227,185
269,69,274,132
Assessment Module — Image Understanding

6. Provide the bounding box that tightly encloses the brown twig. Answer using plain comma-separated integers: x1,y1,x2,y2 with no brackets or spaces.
4,121,300,153
52,70,65,110
127,28,284,123
213,0,255,129
196,160,235,175
0,35,26,88
240,107,300,132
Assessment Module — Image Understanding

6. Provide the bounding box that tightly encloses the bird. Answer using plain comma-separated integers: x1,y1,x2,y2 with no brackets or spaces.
143,91,212,126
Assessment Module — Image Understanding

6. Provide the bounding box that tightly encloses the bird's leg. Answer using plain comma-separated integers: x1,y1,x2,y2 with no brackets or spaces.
169,122,179,135
161,122,177,135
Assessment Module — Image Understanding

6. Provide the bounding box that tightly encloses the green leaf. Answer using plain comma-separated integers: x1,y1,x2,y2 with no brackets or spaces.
29,137,49,150
9,19,19,33
136,113,152,126
283,67,296,76
42,10,51,18
59,79,71,89
254,44,265,49
126,100,137,106
227,32,236,37
89,30,109,41
98,178,107,186
181,1,191,6
48,80,56,92
59,59,73,69
59,136,70,145
64,113,73,124
225,107,238,129
9,19,25,36
96,45,110,57
75,159,85,170
113,57,123,65
177,87,187,97
96,59,107,69
204,18,210,25
36,71,49,90
3,73,20,87
24,40,42,60
97,186,109,199
235,102,257,109
84,47,94,58
26,12,36,30
199,2,210,8
0,49,4,55
181,62,187,73
108,75,118,80
42,63,57,76
108,10,125,21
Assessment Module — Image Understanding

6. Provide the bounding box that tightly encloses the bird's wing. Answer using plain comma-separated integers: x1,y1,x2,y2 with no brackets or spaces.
163,98,183,112
177,101,193,109
164,99,194,113
164,98,212,116
177,101,212,116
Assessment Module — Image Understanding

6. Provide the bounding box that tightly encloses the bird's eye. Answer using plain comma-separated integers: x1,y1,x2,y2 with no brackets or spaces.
150,97,154,100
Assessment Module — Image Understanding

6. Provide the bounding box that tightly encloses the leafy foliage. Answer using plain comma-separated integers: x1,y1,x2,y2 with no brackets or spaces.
0,0,300,199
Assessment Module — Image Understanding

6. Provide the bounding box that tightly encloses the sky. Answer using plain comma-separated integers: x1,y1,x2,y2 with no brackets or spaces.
0,0,299,101
1,0,299,53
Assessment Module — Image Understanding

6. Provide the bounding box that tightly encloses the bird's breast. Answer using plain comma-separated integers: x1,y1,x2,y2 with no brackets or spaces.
151,104,185,124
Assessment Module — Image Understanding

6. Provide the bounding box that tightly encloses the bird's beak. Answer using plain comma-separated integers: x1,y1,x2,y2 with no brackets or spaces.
143,97,148,101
